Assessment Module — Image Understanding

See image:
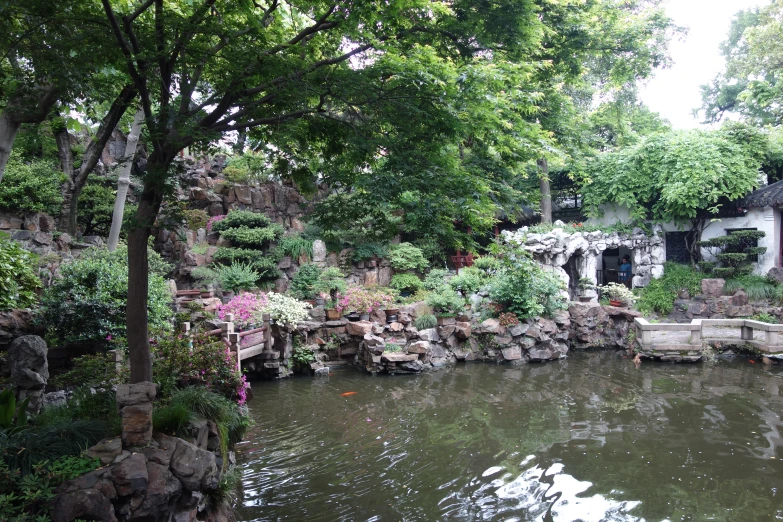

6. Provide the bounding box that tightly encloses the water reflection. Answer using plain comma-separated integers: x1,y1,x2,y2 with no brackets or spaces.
236,351,783,521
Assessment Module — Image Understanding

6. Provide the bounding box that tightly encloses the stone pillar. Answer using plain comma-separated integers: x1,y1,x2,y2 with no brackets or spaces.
116,382,156,448
576,253,599,300
8,335,49,414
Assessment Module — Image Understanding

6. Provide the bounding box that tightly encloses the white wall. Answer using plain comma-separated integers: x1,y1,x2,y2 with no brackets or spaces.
700,206,780,274
587,203,782,275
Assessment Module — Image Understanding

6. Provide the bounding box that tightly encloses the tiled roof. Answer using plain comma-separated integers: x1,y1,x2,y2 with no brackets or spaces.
743,180,783,208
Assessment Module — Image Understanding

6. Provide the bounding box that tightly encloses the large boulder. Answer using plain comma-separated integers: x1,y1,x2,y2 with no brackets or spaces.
7,335,48,413
346,320,373,336
769,267,783,285
700,278,725,298
169,438,219,491
526,339,568,362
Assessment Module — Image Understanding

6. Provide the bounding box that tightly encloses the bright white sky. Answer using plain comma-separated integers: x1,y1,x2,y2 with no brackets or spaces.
638,0,770,129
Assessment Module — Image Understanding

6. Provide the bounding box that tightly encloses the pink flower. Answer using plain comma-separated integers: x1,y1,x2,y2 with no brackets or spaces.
106,335,112,341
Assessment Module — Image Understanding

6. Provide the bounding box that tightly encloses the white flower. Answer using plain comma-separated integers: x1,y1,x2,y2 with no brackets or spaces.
255,292,312,327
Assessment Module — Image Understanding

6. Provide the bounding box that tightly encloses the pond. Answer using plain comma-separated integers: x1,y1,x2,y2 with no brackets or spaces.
236,352,783,521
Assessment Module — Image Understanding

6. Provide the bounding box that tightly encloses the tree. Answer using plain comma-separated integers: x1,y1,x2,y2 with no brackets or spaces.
98,0,548,383
0,3,126,181
108,109,144,251
581,124,766,262
700,2,783,125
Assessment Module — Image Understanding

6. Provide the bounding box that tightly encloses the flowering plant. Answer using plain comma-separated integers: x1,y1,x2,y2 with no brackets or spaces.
206,214,226,232
257,292,311,326
218,292,269,327
337,285,395,313
598,282,637,303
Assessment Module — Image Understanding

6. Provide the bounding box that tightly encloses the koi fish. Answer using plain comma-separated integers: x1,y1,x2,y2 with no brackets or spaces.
749,360,756,364
341,392,358,397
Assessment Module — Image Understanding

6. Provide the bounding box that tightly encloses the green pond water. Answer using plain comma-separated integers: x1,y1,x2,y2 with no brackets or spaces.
236,351,783,521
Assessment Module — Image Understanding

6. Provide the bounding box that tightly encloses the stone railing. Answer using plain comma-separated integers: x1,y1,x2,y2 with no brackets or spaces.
635,317,783,353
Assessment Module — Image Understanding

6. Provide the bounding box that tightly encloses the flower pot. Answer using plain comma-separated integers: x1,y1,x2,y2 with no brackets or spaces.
346,313,361,322
326,308,342,321
609,299,624,307
306,299,316,306
360,313,370,321
221,291,235,303
578,296,592,303
385,308,400,316
200,290,214,298
386,314,398,324
437,316,456,326
315,297,325,306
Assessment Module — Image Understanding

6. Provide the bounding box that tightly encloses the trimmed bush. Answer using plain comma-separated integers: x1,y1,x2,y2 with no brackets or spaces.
288,263,322,300
388,242,428,272
38,246,172,346
390,273,423,293
0,236,41,311
0,153,63,214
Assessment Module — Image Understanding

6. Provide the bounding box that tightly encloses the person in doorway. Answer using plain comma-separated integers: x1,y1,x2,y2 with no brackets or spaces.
618,256,632,286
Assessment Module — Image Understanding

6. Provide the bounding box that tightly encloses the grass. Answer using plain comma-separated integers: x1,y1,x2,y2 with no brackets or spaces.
724,275,777,301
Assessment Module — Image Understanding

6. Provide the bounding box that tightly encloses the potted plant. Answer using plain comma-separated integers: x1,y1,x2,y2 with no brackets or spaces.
324,300,342,320
338,285,394,322
315,267,347,318
425,287,466,325
598,282,637,307
577,277,595,303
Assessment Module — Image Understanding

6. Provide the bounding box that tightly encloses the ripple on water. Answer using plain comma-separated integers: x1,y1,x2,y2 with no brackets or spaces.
236,352,783,521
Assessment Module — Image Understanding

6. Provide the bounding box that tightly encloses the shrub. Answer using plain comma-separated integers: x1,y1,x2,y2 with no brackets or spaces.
390,273,423,293
352,242,388,262
217,292,269,327
699,230,767,279
426,287,465,316
206,214,226,231
38,247,172,346
472,255,501,275
212,247,279,281
264,292,312,326
0,153,63,214
314,267,347,302
724,275,777,301
153,333,250,404
215,262,260,293
211,210,273,232
598,282,637,303
448,267,485,295
222,151,268,185
413,314,437,330
166,387,251,451
388,242,428,272
50,353,121,389
423,268,449,291
487,246,567,319
288,263,322,300
337,285,395,314
219,224,284,248
77,176,137,237
0,455,100,520
636,262,705,315
276,234,313,261
752,312,778,324
0,236,41,311
183,208,209,230
191,266,220,288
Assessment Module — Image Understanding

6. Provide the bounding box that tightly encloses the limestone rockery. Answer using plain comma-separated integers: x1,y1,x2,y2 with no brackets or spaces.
261,302,642,377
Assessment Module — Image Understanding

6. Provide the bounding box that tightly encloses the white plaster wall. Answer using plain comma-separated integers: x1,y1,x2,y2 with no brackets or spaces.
586,204,683,232
699,206,779,274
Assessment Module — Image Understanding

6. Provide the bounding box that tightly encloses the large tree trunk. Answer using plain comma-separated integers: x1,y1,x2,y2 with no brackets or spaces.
0,86,60,182
57,85,137,234
537,157,552,224
108,110,144,251
126,151,173,383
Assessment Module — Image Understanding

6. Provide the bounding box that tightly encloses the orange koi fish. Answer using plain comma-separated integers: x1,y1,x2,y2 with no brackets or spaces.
341,391,358,397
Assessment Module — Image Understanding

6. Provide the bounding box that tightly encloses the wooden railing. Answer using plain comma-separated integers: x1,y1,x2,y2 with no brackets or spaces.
635,317,783,353
183,313,273,371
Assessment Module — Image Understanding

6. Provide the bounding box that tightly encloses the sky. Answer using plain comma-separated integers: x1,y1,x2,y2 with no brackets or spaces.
638,0,770,129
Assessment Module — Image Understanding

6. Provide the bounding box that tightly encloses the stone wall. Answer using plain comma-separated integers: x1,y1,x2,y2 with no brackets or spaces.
245,301,641,378
503,223,665,300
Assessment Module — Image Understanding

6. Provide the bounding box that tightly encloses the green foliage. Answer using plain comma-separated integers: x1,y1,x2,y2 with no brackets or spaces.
725,275,778,301
212,248,279,282
183,209,209,230
0,455,100,521
219,224,284,248
425,287,465,316
288,264,322,300
222,152,269,185
152,333,249,404
0,153,63,215
472,256,501,275
292,345,316,368
191,266,220,288
700,230,766,279
636,262,705,315
0,237,41,311
77,175,138,237
314,267,347,302
448,267,485,295
352,242,388,262
387,242,429,272
214,262,260,293
152,402,191,436
413,314,438,330
38,246,172,346
50,353,120,389
752,312,778,324
207,466,243,514
423,269,449,291
211,210,273,233
487,245,567,319
0,390,29,430
390,273,423,293
276,235,313,261
582,128,764,226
